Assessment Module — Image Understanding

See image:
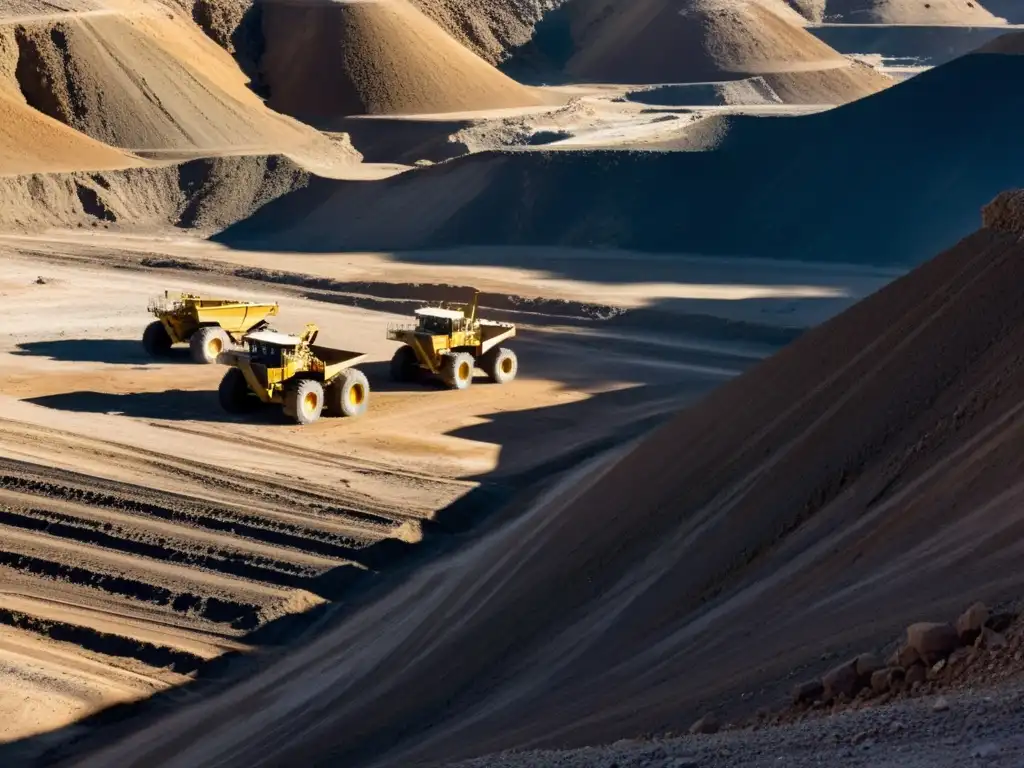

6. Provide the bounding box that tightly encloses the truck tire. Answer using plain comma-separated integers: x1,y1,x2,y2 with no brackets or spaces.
441,351,474,390
288,379,324,425
328,368,370,417
190,326,230,364
389,345,418,382
482,347,518,384
142,321,172,357
218,368,258,414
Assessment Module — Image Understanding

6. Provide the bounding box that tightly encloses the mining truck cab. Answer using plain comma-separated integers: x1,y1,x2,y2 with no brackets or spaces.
217,324,370,425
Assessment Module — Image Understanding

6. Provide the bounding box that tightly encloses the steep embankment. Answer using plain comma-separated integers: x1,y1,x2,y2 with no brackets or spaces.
259,0,547,120
0,26,139,174
791,0,1005,24
509,0,890,103
217,45,1024,267
0,155,310,231
69,196,1024,768
5,2,341,159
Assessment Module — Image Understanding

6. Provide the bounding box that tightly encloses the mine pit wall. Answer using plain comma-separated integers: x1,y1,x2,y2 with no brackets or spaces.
0,155,310,234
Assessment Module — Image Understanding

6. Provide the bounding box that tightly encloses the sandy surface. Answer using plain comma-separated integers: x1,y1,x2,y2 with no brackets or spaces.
52,213,1024,768
799,0,1005,24
0,236,836,748
260,0,552,120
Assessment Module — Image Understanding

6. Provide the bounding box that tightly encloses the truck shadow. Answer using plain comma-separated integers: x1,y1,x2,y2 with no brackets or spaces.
24,390,284,424
14,339,191,366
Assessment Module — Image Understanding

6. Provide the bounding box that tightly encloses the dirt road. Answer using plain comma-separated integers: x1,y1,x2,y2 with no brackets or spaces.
0,239,818,748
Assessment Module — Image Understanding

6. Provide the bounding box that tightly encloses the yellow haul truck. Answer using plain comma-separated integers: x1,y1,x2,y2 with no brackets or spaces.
386,291,518,390
143,292,280,364
216,323,370,425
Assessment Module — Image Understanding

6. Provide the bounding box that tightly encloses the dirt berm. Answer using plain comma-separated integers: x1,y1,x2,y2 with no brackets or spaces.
0,155,310,231
259,0,547,120
790,0,1004,24
6,3,333,157
65,197,1024,767
217,45,1024,267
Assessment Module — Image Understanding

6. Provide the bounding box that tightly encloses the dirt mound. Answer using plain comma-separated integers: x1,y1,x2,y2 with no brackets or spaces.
556,0,889,100
259,0,546,120
0,88,139,175
6,3,336,158
0,154,310,231
217,50,1024,266
69,208,1024,768
411,0,564,64
0,25,137,174
796,0,1005,24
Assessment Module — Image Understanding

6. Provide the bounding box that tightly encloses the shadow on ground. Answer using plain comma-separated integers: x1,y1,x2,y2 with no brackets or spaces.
25,390,285,424
0,309,791,765
14,339,191,365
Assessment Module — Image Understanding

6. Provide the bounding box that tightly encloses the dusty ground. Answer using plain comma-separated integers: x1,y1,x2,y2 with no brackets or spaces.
0,234,885,748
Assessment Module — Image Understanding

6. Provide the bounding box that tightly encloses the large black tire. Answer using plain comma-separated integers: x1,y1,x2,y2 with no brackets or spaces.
190,326,230,364
482,346,518,384
287,379,324,425
328,368,370,417
218,368,259,414
142,320,172,357
441,351,474,390
389,345,418,383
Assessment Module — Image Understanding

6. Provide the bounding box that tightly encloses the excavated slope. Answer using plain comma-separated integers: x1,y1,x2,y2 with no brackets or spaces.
217,50,1024,266
793,0,1005,24
558,0,891,101
70,203,1024,768
0,155,310,232
0,26,137,173
259,0,546,119
7,3,336,157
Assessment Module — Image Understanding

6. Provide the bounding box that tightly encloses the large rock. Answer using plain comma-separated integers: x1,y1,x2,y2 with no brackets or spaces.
823,659,860,700
870,667,904,694
906,622,960,665
855,653,884,680
956,602,990,645
888,643,921,669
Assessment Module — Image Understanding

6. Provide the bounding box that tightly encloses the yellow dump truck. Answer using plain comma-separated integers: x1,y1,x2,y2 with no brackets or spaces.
217,323,370,425
143,292,280,364
387,291,518,390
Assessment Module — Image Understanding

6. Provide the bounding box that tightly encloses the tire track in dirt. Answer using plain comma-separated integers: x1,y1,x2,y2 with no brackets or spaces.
0,453,436,687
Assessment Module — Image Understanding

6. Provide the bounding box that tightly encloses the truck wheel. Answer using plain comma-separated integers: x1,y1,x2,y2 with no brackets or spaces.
442,352,474,390
328,369,370,417
218,368,259,414
389,345,418,382
190,326,230,364
142,321,172,357
483,347,518,384
288,379,324,425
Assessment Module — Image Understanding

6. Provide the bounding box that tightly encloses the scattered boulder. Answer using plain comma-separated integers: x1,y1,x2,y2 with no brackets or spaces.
823,659,860,700
792,679,824,705
888,643,921,669
932,696,950,712
905,663,927,686
855,653,884,680
956,603,990,645
689,713,720,735
870,667,904,694
906,622,960,665
946,647,972,667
